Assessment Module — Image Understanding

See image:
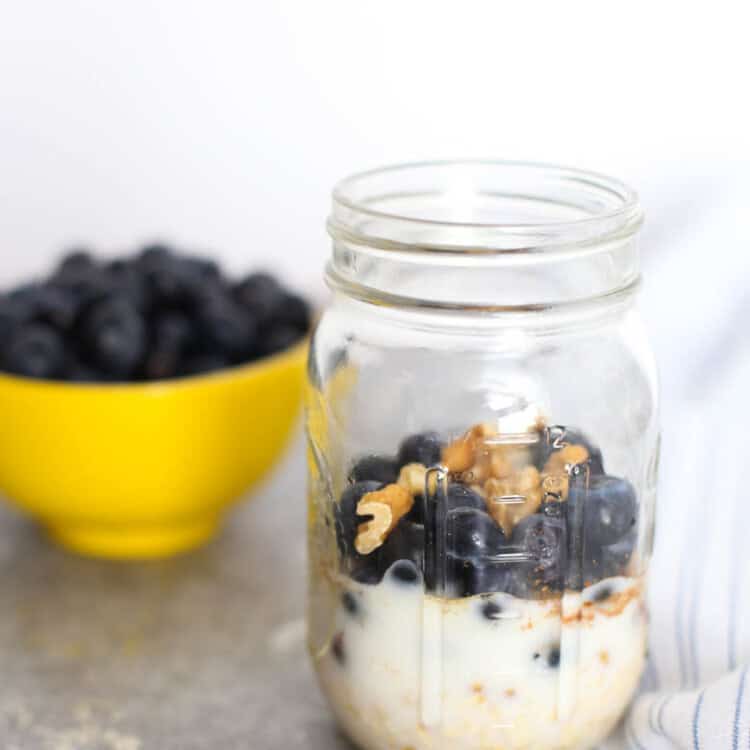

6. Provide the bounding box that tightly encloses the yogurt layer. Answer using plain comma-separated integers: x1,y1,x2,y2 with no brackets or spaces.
314,572,646,750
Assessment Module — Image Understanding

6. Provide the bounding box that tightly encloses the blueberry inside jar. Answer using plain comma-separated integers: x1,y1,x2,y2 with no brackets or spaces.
307,161,659,750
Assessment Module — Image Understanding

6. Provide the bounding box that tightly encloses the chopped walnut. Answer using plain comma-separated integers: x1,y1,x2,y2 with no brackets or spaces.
490,449,514,479
484,465,543,536
541,472,569,501
398,463,438,496
465,458,491,484
442,434,475,473
442,422,498,474
355,484,413,555
543,444,589,474
470,422,498,439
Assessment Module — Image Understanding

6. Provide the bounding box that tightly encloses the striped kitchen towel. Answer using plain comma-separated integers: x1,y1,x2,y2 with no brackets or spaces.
607,264,750,749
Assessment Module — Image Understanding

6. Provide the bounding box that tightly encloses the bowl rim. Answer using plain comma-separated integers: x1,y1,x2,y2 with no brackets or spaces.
0,338,309,393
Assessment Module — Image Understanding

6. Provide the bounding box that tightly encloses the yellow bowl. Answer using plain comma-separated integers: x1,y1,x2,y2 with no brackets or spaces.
0,341,307,559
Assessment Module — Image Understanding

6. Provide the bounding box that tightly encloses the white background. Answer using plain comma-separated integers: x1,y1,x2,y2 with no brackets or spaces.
0,1,748,398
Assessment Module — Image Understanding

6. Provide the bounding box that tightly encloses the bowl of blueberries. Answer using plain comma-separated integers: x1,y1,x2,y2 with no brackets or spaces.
0,245,311,559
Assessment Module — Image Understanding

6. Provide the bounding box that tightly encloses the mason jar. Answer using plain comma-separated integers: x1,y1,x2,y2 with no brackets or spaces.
306,161,659,750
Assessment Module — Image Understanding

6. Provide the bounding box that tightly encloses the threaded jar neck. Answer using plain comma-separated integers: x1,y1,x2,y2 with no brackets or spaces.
327,160,643,312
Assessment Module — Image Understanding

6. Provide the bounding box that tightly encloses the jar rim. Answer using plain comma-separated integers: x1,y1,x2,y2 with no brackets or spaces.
329,160,643,254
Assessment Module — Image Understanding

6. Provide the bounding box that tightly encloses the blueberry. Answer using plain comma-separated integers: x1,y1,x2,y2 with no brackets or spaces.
276,293,310,332
349,455,398,485
28,286,79,331
64,355,101,382
143,313,192,379
447,507,506,560
445,483,486,512
181,353,230,376
0,295,33,344
78,297,147,377
149,254,221,309
195,294,257,359
568,529,637,589
1,323,65,378
388,560,420,584
335,480,383,558
183,255,221,281
512,514,566,582
401,476,481,527
56,249,95,276
592,584,613,602
503,566,535,598
569,475,637,547
138,244,174,269
51,267,113,307
547,645,561,668
106,262,151,312
233,272,285,324
540,501,565,520
257,323,302,356
397,431,444,469
351,565,382,585
379,518,424,574
481,599,504,620
599,530,637,576
155,312,192,349
341,591,359,616
406,499,425,525
444,509,509,596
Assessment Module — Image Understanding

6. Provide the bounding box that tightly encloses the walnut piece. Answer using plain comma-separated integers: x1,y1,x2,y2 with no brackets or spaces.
397,463,438,496
464,456,491,484
442,422,498,474
543,444,589,474
490,449,513,479
442,435,475,473
355,484,413,555
484,465,542,536
541,472,569,501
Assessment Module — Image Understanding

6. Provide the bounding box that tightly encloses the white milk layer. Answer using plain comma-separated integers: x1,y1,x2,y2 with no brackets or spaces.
313,572,646,750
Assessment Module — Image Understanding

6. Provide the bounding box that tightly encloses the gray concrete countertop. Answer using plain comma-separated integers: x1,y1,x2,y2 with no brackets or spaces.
0,435,353,750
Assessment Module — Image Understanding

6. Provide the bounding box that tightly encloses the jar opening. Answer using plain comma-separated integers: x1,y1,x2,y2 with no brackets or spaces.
327,161,643,312
329,160,642,254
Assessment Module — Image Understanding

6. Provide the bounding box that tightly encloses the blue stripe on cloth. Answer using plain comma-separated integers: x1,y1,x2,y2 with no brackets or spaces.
649,699,659,734
693,689,705,750
729,532,739,671
729,468,745,671
675,519,690,689
734,666,748,750
658,695,673,735
675,423,698,690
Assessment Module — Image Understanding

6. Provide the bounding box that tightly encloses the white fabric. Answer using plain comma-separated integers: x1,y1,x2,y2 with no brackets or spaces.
604,176,750,749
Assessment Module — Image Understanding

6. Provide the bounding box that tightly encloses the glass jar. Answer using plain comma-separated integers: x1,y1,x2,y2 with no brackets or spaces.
306,161,659,750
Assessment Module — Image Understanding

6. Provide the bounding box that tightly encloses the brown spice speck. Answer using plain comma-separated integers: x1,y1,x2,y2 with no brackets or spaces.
471,682,484,694
599,650,610,665
504,688,517,698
